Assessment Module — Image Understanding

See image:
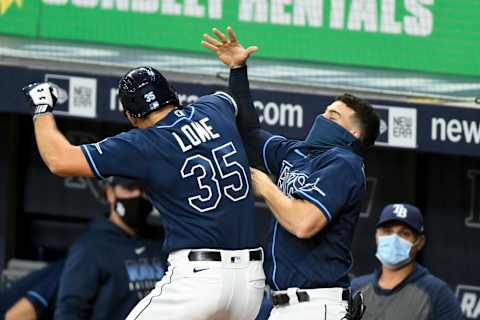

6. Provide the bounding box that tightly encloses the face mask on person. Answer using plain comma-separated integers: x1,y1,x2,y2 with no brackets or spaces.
301,115,363,154
115,196,153,229
304,115,355,147
375,234,414,269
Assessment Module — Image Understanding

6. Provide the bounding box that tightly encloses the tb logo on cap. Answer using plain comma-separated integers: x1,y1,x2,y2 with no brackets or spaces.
393,204,408,218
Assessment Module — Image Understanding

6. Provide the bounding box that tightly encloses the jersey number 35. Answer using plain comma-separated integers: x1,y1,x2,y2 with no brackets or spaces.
181,142,250,213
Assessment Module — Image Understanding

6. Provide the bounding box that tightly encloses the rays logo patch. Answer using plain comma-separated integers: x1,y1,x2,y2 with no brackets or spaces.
277,160,325,197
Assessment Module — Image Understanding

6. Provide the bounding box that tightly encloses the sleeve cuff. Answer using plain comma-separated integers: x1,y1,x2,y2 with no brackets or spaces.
295,190,332,222
26,290,48,307
80,145,105,179
262,135,286,175
25,291,49,318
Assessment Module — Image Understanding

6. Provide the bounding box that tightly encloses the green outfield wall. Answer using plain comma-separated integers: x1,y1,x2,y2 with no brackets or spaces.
0,0,478,77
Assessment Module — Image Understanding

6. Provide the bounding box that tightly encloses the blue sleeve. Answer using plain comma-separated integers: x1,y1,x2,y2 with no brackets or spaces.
228,66,267,168
55,243,100,320
195,92,238,120
261,133,293,177
24,260,64,318
80,130,147,180
431,283,465,320
291,157,360,222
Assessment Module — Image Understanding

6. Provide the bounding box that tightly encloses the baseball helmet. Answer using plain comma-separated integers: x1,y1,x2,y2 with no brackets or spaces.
118,66,179,118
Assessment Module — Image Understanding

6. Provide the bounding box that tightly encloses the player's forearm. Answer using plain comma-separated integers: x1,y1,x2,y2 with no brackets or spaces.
33,114,74,175
229,66,265,166
5,298,38,320
259,179,324,239
229,66,260,131
261,185,301,236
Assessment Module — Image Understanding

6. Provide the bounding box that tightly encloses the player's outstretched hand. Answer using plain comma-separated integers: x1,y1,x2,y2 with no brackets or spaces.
22,82,58,117
202,26,258,69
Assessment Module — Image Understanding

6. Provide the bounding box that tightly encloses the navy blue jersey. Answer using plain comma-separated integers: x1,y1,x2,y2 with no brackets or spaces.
351,264,465,320
55,218,165,320
81,93,259,253
259,132,365,290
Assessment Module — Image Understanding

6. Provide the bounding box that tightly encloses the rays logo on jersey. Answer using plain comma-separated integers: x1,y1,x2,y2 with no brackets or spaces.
277,160,325,197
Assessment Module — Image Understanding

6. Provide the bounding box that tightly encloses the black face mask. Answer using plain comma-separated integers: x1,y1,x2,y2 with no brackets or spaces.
115,196,153,229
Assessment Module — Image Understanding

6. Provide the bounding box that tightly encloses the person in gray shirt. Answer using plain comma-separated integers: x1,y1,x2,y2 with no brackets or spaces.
351,203,464,320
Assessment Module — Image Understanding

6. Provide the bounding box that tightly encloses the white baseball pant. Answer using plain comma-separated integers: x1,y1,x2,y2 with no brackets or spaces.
126,247,265,320
268,287,348,320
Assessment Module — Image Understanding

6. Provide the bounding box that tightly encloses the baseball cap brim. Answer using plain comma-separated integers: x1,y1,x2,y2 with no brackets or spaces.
376,217,423,234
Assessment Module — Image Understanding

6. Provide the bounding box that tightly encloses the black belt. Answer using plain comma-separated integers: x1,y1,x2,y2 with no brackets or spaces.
188,249,263,262
272,288,350,307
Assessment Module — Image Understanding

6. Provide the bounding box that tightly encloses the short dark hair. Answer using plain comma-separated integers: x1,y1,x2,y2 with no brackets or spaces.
335,93,380,148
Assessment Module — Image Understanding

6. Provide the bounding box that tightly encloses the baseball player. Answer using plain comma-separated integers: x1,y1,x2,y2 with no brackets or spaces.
202,27,380,320
54,177,165,320
351,204,464,320
23,67,265,319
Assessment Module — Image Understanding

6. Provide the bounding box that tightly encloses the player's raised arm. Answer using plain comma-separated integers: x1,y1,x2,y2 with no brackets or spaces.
202,27,259,135
202,27,273,167
23,83,94,177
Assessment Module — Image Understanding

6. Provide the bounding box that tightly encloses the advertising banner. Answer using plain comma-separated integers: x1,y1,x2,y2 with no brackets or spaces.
0,1,479,76
0,0,39,36
2,65,480,157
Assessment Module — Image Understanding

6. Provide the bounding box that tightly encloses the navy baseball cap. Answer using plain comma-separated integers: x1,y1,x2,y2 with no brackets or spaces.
376,203,424,234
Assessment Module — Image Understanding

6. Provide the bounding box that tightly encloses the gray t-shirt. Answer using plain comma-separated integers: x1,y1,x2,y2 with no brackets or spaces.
351,264,464,320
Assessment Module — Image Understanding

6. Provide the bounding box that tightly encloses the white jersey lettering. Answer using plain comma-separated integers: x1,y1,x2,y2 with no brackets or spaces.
173,117,221,152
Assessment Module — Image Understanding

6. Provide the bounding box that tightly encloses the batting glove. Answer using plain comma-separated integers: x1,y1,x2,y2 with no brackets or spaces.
22,82,58,117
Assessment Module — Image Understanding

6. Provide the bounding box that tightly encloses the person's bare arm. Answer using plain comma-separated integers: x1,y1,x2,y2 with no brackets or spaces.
33,114,93,177
23,83,93,177
5,298,37,320
251,168,328,239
